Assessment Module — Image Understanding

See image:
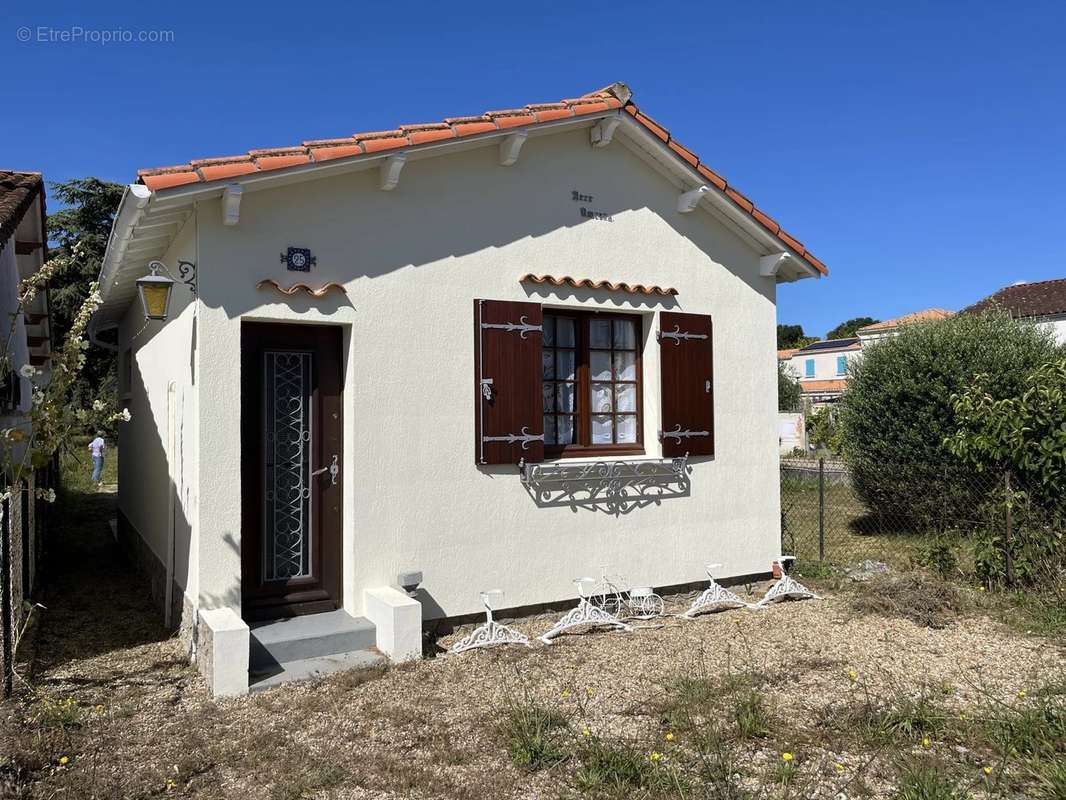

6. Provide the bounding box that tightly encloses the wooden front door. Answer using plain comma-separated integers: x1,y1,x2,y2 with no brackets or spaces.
241,323,344,621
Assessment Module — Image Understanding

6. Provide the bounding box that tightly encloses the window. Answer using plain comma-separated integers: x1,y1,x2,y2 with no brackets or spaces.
805,358,815,378
542,312,642,455
836,355,846,375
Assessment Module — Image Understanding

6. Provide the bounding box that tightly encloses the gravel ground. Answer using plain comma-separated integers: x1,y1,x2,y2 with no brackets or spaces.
2,493,1062,799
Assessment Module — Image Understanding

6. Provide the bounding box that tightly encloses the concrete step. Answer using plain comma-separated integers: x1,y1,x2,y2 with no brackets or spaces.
249,610,376,670
249,649,386,693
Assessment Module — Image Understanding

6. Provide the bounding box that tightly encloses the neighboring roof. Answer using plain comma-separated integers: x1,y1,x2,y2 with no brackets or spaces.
778,348,799,360
857,309,953,333
521,274,677,297
0,171,43,247
963,279,1066,319
135,82,828,278
800,379,847,393
795,337,860,354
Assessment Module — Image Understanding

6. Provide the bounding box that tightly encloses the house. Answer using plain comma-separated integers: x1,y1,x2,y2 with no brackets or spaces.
963,279,1066,344
0,171,52,695
855,308,954,346
91,82,828,695
780,338,860,406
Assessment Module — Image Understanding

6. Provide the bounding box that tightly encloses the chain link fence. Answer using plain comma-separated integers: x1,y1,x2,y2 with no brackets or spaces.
780,457,1063,582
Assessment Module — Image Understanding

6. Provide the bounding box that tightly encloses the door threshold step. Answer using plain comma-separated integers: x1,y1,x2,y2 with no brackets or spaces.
249,649,386,693
249,610,376,669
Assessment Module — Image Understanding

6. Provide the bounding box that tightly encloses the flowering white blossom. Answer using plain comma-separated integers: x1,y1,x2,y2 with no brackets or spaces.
32,390,45,406
19,364,36,379
120,408,132,423
92,400,105,411
78,340,90,350
34,487,56,503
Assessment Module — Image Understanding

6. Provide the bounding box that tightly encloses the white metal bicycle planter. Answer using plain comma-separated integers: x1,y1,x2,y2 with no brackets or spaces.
588,566,665,620
681,563,752,618
754,556,820,607
539,578,633,645
449,590,531,654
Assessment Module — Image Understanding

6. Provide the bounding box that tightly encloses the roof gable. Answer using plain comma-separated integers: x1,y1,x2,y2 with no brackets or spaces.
0,171,43,247
134,82,827,278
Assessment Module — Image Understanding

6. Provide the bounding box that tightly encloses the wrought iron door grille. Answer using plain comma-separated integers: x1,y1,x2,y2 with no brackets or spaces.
263,351,314,581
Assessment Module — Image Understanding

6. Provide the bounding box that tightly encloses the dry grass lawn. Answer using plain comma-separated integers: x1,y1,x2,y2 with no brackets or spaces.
2,484,1063,799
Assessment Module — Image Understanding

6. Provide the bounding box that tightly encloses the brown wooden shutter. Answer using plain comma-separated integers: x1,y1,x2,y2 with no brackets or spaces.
474,299,545,465
658,311,714,458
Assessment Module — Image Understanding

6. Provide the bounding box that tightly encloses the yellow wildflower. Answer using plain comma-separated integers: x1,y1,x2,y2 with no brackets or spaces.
1017,690,1027,699
58,756,69,766
650,751,662,762
847,669,858,682
983,766,992,776
582,727,591,737
835,762,845,772
665,732,675,742
562,689,570,698
921,737,930,748
586,688,594,698
782,752,794,763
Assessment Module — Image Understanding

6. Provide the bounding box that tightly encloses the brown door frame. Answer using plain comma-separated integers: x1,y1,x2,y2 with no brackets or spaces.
240,322,344,621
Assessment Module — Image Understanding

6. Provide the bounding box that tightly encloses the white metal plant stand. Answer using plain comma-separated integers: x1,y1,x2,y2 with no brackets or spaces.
754,558,821,607
539,579,633,645
682,563,752,618
449,590,531,654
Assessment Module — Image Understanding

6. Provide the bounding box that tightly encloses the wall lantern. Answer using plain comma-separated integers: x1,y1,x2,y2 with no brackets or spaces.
137,260,176,321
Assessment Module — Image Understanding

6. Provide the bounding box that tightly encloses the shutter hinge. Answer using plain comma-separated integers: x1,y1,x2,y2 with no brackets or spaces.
482,427,544,449
480,316,542,339
658,425,710,444
658,325,709,345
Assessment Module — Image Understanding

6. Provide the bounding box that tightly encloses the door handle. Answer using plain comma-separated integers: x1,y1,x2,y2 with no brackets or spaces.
311,454,339,485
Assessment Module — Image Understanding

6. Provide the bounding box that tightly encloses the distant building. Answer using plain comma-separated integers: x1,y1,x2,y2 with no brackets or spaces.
855,308,954,346
963,279,1066,344
779,338,861,407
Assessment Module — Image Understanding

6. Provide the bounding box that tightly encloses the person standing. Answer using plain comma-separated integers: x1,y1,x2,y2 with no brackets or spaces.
89,432,106,485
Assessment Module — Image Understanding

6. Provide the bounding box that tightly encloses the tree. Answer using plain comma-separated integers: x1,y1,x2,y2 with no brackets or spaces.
825,316,878,340
807,406,842,454
46,178,124,409
837,312,1060,526
777,324,813,349
778,361,801,412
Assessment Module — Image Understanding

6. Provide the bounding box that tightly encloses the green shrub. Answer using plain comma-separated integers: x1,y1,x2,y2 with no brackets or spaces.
778,361,801,412
838,312,1058,527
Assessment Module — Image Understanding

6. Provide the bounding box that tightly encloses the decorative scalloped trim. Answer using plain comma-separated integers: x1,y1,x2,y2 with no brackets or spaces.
256,279,347,298
521,273,678,297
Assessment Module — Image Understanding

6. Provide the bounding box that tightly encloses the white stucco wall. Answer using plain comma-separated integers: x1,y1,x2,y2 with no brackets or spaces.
118,220,199,609
131,127,786,621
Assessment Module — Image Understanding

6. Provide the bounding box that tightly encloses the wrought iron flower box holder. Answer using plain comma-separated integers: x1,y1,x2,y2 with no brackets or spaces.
520,456,689,511
681,563,753,618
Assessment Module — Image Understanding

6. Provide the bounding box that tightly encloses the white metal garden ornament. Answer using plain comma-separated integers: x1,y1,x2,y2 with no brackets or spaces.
681,563,752,618
539,578,633,645
754,558,821,607
449,590,531,654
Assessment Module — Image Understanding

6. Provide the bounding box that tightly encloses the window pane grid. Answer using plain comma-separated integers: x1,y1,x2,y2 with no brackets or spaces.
542,315,576,446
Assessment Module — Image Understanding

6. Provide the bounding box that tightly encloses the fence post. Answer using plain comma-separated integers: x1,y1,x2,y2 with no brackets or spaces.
818,457,825,562
1004,470,1014,587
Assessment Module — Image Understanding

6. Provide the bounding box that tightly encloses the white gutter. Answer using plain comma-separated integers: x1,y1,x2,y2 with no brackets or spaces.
96,182,152,306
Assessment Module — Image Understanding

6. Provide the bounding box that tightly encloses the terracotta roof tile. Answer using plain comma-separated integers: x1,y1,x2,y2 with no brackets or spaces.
964,279,1066,318
0,171,43,247
133,82,828,276
858,309,954,332
521,273,678,297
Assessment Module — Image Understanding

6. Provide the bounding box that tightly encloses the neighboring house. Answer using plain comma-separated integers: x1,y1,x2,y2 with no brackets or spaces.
0,171,52,696
780,338,860,407
855,308,954,346
963,279,1066,344
91,82,829,695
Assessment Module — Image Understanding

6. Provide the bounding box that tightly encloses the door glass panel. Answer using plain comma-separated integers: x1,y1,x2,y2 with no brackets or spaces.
613,319,636,350
557,415,575,445
613,351,636,381
616,383,637,412
617,414,637,443
555,317,576,347
556,350,575,381
263,351,313,581
557,382,576,412
591,383,613,413
590,318,611,348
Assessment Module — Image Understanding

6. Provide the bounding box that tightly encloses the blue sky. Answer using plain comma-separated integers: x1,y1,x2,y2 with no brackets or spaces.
7,0,1065,339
